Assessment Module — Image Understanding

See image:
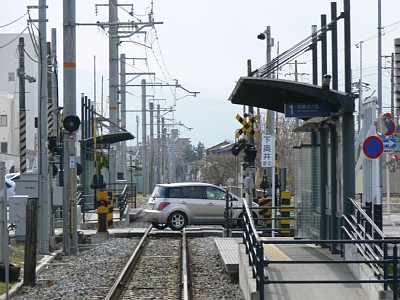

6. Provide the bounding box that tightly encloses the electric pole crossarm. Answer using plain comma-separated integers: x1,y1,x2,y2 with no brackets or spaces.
75,21,163,27
124,73,155,85
122,83,180,87
176,85,199,97
125,72,155,75
115,23,163,38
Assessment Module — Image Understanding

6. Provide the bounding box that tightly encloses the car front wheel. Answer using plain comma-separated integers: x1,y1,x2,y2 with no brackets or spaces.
168,211,187,231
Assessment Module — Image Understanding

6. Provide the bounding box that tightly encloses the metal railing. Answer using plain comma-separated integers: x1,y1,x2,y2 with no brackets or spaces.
342,197,398,295
118,185,128,220
77,182,130,222
242,199,400,300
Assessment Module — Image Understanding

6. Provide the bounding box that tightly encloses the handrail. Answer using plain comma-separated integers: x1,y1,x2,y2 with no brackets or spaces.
242,198,400,300
346,197,385,238
118,184,128,220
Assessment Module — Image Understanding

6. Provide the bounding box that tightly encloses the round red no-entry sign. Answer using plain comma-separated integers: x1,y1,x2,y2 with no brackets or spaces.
363,136,384,159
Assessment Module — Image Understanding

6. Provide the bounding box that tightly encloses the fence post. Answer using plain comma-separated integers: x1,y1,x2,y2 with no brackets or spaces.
257,243,265,300
393,244,398,300
23,197,38,286
383,243,389,291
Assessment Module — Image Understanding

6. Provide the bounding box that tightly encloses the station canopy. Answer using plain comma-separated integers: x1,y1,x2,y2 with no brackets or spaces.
81,131,134,147
228,77,354,119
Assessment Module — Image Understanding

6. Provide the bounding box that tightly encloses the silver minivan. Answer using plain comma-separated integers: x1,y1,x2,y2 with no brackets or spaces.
144,182,259,230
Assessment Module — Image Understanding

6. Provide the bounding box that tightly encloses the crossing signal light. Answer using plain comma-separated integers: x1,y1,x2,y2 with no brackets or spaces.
63,115,80,133
244,144,257,163
231,140,246,156
231,144,242,156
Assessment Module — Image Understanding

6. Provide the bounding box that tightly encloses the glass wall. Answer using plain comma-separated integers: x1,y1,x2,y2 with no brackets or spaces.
294,145,321,239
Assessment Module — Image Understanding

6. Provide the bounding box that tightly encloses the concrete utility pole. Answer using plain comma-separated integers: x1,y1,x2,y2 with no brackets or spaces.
161,117,166,183
395,38,400,121
109,0,119,188
0,162,9,298
50,29,59,237
38,0,51,255
357,41,364,133
120,53,127,180
377,0,383,205
141,79,148,195
149,102,154,192
156,104,161,184
51,28,58,131
63,0,78,255
263,26,275,197
246,60,255,208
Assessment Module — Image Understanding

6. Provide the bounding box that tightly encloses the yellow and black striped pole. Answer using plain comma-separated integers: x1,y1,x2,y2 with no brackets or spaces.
18,37,27,174
280,191,293,237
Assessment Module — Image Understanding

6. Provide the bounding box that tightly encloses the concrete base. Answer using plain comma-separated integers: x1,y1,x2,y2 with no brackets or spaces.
344,244,390,300
379,290,392,300
239,244,260,300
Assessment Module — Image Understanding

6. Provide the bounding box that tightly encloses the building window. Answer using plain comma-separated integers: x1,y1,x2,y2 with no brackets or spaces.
0,115,7,127
8,72,15,81
1,142,7,154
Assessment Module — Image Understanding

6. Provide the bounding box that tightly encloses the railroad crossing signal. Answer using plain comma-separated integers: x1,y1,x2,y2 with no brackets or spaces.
235,114,259,138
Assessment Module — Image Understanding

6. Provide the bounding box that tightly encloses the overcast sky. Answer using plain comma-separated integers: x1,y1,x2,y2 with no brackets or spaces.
1,1,400,148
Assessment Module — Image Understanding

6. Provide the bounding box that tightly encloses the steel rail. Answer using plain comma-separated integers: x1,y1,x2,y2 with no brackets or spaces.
105,224,153,300
181,228,189,300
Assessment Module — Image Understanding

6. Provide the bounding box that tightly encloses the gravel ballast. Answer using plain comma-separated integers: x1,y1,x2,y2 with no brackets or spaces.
8,216,245,299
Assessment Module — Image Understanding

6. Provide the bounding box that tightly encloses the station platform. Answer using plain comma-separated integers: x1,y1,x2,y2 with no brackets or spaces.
214,216,400,300
214,237,369,300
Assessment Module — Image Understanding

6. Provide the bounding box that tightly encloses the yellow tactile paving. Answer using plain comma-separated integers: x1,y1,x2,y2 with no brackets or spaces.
261,238,292,261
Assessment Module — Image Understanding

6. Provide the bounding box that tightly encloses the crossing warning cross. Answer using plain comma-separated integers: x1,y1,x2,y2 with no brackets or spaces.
235,114,259,138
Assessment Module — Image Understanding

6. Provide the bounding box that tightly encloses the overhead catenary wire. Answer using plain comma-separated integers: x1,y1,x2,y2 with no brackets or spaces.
0,26,28,50
0,12,28,28
255,16,342,78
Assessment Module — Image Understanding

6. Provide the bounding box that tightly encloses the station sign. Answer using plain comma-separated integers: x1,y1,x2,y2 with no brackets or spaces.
284,102,330,118
261,134,275,168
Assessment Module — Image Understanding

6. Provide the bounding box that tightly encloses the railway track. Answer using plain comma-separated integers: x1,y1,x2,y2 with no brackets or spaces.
105,225,191,300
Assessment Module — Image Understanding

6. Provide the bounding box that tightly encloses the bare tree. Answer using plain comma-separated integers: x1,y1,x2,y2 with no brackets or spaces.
276,115,310,191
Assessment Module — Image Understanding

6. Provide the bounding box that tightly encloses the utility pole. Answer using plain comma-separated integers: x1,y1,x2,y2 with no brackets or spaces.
357,41,364,133
38,0,50,255
18,37,27,174
120,53,127,180
63,0,78,255
162,117,166,183
136,115,139,148
377,0,383,206
109,0,119,189
0,162,9,298
149,102,154,192
263,26,275,198
395,38,400,122
156,104,161,184
141,79,148,196
246,60,255,208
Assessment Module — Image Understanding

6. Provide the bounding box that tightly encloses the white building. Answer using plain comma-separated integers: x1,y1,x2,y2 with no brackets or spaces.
0,33,39,172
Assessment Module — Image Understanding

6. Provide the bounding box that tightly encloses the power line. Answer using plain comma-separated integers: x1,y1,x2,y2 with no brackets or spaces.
0,26,28,49
0,12,28,28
